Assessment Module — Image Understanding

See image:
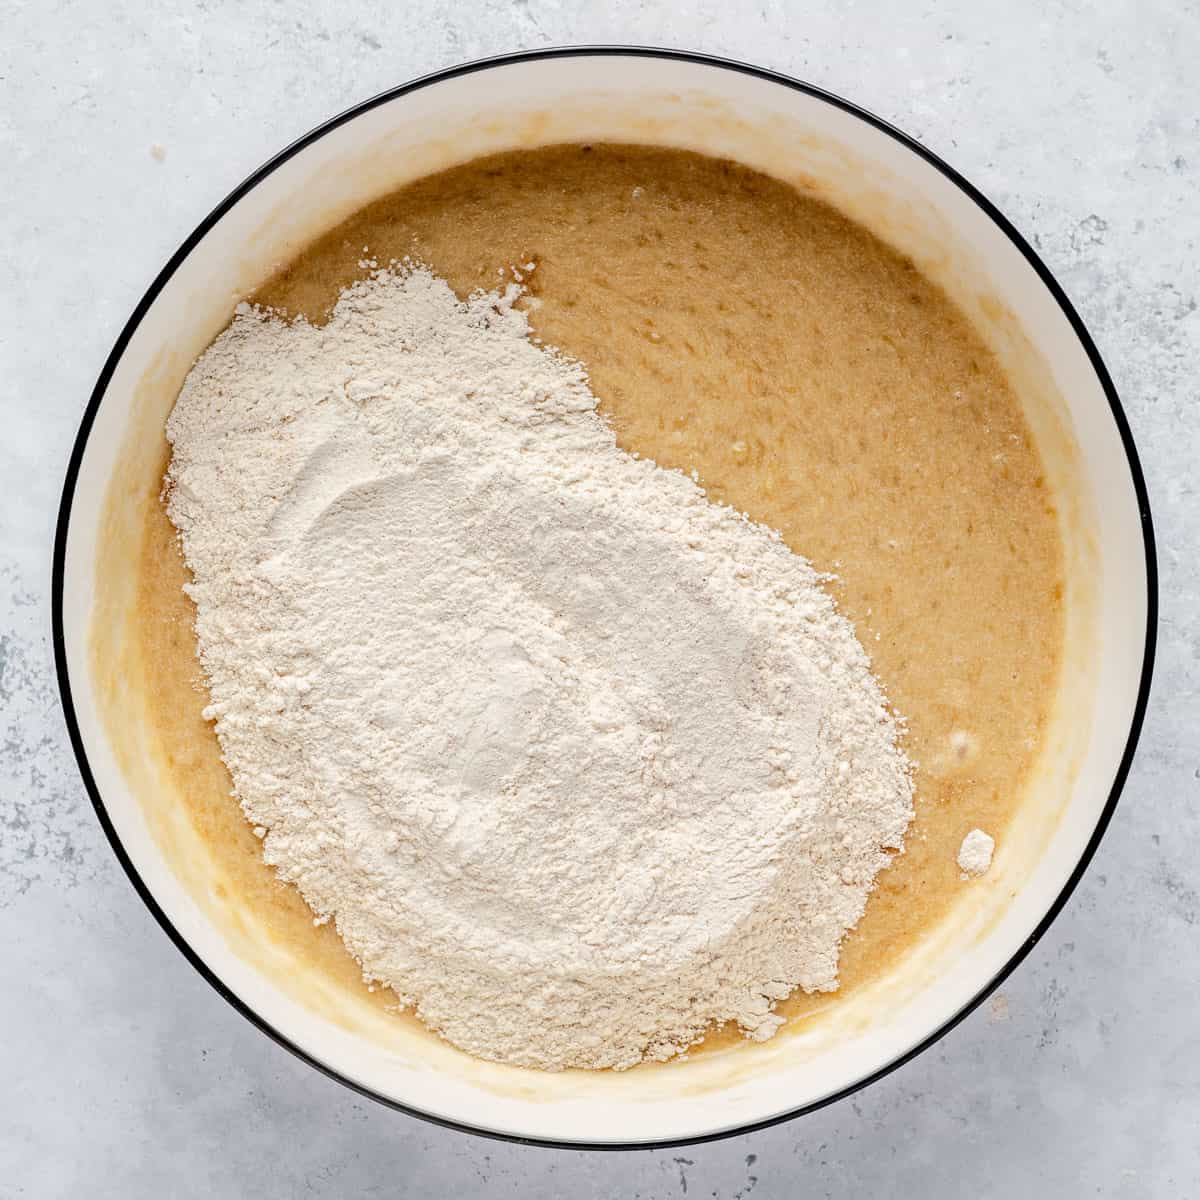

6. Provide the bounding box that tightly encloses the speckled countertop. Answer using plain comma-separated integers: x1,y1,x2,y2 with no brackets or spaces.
2,2,1197,1195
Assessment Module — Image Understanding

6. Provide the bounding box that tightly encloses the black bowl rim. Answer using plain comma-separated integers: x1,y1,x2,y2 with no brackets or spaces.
51,45,1158,1151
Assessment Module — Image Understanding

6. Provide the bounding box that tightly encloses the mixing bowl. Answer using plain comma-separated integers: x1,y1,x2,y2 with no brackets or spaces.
53,48,1156,1146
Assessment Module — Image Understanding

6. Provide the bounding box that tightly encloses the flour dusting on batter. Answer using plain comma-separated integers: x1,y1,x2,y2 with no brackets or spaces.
164,264,913,1070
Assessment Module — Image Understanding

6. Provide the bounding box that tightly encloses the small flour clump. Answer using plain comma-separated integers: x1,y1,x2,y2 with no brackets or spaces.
957,829,995,878
165,265,914,1070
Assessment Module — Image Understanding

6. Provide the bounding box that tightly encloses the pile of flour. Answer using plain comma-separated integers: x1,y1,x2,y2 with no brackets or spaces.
165,265,914,1070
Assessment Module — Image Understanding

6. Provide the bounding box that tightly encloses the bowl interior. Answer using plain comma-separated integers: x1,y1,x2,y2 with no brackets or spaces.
58,51,1151,1145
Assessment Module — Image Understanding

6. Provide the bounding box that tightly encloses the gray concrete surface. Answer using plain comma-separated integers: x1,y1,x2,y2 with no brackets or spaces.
2,1,1197,1194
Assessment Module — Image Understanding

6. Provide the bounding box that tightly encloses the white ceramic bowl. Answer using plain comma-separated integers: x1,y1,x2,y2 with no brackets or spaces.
54,49,1156,1147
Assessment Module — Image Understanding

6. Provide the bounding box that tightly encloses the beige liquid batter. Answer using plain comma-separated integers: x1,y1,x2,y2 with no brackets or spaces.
135,144,1063,1059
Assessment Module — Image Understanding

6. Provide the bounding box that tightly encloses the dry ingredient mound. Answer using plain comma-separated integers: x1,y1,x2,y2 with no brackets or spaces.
165,265,914,1071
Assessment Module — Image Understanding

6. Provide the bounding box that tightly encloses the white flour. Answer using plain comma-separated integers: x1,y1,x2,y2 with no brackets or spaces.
957,829,995,878
165,265,914,1070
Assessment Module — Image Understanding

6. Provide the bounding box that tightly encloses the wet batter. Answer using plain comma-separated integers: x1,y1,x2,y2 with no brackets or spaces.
135,144,1063,1057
